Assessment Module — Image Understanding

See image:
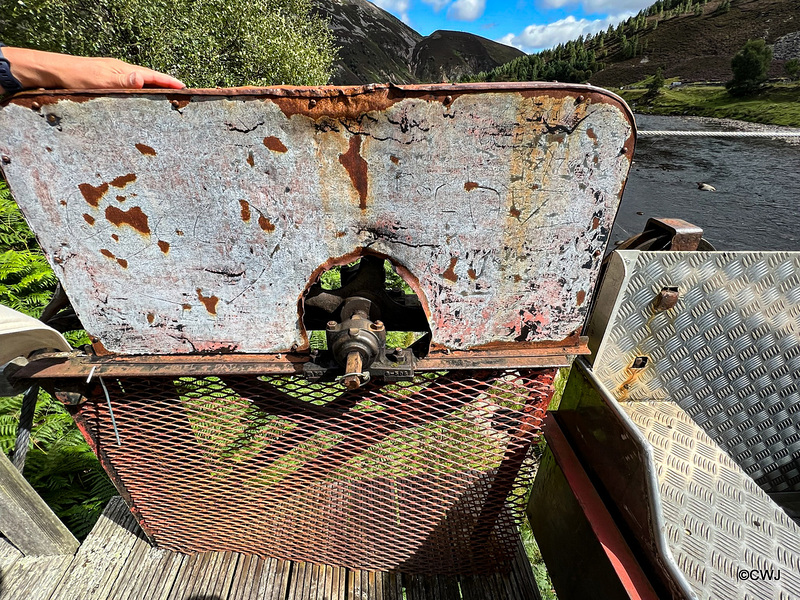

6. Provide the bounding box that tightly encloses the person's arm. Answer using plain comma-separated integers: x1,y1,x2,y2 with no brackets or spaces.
0,47,184,93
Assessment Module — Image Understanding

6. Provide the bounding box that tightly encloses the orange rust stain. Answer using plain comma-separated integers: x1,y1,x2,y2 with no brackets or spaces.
335,231,347,238
464,182,479,192
246,152,255,167
100,249,115,259
577,290,587,306
82,213,95,225
110,173,136,188
339,136,369,210
258,215,275,233
510,205,521,219
158,240,170,254
59,200,67,206
239,200,251,222
592,217,600,230
79,182,109,207
467,268,477,280
117,258,128,269
116,195,126,202
147,313,155,324
176,229,184,236
263,136,288,153
587,128,598,141
514,274,522,283
136,143,157,156
196,289,219,315
105,205,151,235
111,234,119,241
442,257,458,283
181,303,192,310
390,155,400,164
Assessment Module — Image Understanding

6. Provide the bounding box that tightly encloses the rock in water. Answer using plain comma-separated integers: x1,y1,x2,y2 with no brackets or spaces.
697,182,716,192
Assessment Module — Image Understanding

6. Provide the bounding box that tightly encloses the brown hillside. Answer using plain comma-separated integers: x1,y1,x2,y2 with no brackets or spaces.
590,0,800,87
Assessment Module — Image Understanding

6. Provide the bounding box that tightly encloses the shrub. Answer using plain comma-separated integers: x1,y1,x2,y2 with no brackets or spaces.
727,39,773,96
0,0,336,87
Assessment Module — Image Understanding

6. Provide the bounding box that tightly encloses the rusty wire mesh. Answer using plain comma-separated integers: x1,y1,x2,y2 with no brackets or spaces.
70,368,555,574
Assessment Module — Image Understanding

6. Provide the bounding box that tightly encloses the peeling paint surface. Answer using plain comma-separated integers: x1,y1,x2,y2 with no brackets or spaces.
0,85,634,354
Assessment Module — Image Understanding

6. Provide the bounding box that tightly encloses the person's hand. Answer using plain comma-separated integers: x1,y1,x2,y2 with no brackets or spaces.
1,47,185,92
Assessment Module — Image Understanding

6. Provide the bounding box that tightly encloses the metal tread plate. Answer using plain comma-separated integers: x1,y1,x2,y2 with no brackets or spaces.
622,400,800,600
592,251,800,492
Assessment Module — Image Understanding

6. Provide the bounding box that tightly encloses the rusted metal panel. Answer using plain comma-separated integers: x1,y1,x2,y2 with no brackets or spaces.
0,84,634,355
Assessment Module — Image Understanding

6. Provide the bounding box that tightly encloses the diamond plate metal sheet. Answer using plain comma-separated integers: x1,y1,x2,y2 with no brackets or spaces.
593,251,800,492
623,401,800,600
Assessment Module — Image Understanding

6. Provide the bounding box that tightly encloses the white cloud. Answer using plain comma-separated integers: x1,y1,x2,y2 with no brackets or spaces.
421,0,451,10
538,0,653,12
371,0,411,22
446,0,486,21
502,13,632,52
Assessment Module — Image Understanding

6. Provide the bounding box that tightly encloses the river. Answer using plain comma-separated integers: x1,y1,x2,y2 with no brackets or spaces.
610,114,800,252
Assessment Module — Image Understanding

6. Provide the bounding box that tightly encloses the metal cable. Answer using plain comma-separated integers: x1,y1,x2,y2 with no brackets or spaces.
11,385,39,472
638,130,800,137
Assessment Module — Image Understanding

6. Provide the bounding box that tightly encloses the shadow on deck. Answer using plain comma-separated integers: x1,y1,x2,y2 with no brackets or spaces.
0,497,541,600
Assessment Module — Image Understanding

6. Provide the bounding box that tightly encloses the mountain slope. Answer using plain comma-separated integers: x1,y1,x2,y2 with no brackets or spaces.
590,0,800,87
413,30,525,82
312,0,421,85
313,0,523,84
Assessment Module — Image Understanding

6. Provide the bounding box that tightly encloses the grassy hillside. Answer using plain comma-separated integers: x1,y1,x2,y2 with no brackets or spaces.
621,80,800,126
471,0,800,88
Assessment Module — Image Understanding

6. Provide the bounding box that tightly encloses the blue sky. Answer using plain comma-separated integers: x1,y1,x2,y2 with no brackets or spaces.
370,0,656,53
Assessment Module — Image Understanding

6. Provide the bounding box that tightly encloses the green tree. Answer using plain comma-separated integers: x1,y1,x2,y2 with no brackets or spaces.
0,0,336,87
786,58,800,81
647,67,665,96
727,39,773,96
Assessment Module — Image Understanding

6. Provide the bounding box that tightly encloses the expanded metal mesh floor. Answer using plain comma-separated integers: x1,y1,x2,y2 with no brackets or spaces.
70,368,556,575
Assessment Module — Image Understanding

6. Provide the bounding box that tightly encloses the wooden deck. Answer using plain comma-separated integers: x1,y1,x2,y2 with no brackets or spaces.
0,498,541,600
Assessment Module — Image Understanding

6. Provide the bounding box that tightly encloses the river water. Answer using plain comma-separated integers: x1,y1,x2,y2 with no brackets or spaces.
610,114,800,251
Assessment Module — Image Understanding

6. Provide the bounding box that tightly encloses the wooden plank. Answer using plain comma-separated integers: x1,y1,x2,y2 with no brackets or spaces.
0,536,23,570
0,449,78,556
228,554,265,600
165,550,237,600
105,536,184,600
0,554,72,600
48,497,142,600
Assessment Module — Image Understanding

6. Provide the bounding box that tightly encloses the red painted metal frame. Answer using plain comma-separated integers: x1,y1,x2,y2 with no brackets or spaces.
543,413,659,600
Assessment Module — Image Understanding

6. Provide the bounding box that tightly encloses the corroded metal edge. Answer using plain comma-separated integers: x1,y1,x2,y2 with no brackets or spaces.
566,359,696,599
15,339,586,380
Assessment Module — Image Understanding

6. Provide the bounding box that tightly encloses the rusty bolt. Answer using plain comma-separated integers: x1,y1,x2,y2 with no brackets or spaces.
290,343,298,353
444,95,453,105
631,356,649,369
310,349,319,358
348,327,360,337
276,353,283,359
394,347,403,356
170,99,180,109
309,99,317,108
327,320,338,331
443,348,451,355
370,320,384,331
576,95,585,103
620,146,628,155
31,101,41,110
654,287,679,312
1,155,9,164
47,114,57,124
